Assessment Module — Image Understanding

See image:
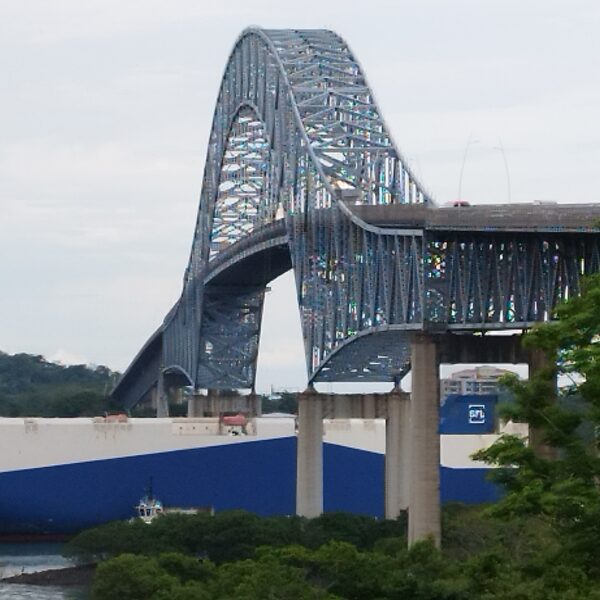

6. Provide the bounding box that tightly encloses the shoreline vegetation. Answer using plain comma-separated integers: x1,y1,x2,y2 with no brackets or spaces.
1,563,96,586
3,503,600,598
17,502,600,599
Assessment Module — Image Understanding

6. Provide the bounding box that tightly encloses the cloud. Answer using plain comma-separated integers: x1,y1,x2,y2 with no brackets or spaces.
0,1,252,46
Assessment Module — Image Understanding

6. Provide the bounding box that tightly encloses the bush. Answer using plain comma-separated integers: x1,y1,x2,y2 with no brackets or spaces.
91,554,178,600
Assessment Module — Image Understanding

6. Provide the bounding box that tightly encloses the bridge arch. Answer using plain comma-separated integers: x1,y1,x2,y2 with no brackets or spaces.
149,28,430,398
162,365,193,387
112,28,600,409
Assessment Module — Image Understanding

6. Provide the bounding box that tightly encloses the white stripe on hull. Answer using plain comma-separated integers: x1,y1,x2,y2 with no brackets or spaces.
0,417,527,473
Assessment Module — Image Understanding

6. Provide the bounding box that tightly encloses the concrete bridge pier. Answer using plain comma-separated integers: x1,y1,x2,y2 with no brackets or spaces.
408,333,441,547
187,393,205,417
206,389,220,416
385,389,410,519
296,389,412,521
156,371,170,418
296,388,323,518
251,391,262,417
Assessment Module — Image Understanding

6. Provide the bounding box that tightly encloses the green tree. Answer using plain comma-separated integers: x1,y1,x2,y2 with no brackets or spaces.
91,554,179,600
0,350,119,417
157,552,215,583
475,273,600,575
65,520,155,561
205,554,340,600
303,511,405,550
151,581,212,600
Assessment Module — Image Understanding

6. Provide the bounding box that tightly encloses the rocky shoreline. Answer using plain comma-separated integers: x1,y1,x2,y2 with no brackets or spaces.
1,563,96,586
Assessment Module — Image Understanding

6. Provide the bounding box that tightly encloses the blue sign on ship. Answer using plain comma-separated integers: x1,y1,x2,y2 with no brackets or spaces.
440,394,497,434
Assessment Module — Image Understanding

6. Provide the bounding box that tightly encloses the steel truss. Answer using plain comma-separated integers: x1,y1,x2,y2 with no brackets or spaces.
112,28,600,407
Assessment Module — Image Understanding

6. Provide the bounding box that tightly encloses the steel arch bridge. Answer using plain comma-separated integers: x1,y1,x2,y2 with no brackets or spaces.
113,28,600,409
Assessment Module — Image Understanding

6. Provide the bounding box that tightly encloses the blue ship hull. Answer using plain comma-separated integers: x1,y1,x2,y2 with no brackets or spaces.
0,438,499,534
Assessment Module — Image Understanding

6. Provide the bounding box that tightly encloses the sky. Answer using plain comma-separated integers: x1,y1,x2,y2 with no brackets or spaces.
1,1,599,393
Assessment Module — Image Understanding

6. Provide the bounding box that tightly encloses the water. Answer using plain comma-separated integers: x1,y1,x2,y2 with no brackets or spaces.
0,543,89,600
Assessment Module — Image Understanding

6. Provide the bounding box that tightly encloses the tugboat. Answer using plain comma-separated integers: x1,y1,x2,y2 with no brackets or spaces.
135,478,164,524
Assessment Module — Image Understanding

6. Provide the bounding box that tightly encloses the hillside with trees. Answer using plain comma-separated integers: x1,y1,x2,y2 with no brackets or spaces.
0,351,120,417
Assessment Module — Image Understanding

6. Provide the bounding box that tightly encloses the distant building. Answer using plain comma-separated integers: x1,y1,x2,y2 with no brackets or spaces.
440,366,511,399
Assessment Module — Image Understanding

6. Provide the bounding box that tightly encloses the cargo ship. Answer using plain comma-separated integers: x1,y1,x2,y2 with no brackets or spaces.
0,396,525,535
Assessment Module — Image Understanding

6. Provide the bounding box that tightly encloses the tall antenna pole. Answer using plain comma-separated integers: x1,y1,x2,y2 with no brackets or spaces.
493,139,512,204
457,134,479,201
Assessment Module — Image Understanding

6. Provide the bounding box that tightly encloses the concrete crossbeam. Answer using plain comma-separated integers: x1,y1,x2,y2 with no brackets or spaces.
438,333,527,364
187,392,261,417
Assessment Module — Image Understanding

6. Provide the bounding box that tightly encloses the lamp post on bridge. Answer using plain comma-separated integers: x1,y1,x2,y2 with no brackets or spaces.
457,135,480,202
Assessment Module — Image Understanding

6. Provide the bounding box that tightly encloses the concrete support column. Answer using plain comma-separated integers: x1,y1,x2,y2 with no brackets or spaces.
375,394,388,418
333,394,353,419
296,390,323,518
187,394,205,417
156,371,169,418
385,390,410,518
207,389,219,417
351,395,363,417
528,346,558,460
363,394,376,419
409,333,441,547
249,393,262,417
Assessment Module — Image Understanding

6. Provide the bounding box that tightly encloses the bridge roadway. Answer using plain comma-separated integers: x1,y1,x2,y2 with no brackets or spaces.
205,200,600,287
352,202,600,232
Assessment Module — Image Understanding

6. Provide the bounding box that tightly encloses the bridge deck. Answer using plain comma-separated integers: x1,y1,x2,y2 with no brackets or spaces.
351,203,600,233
